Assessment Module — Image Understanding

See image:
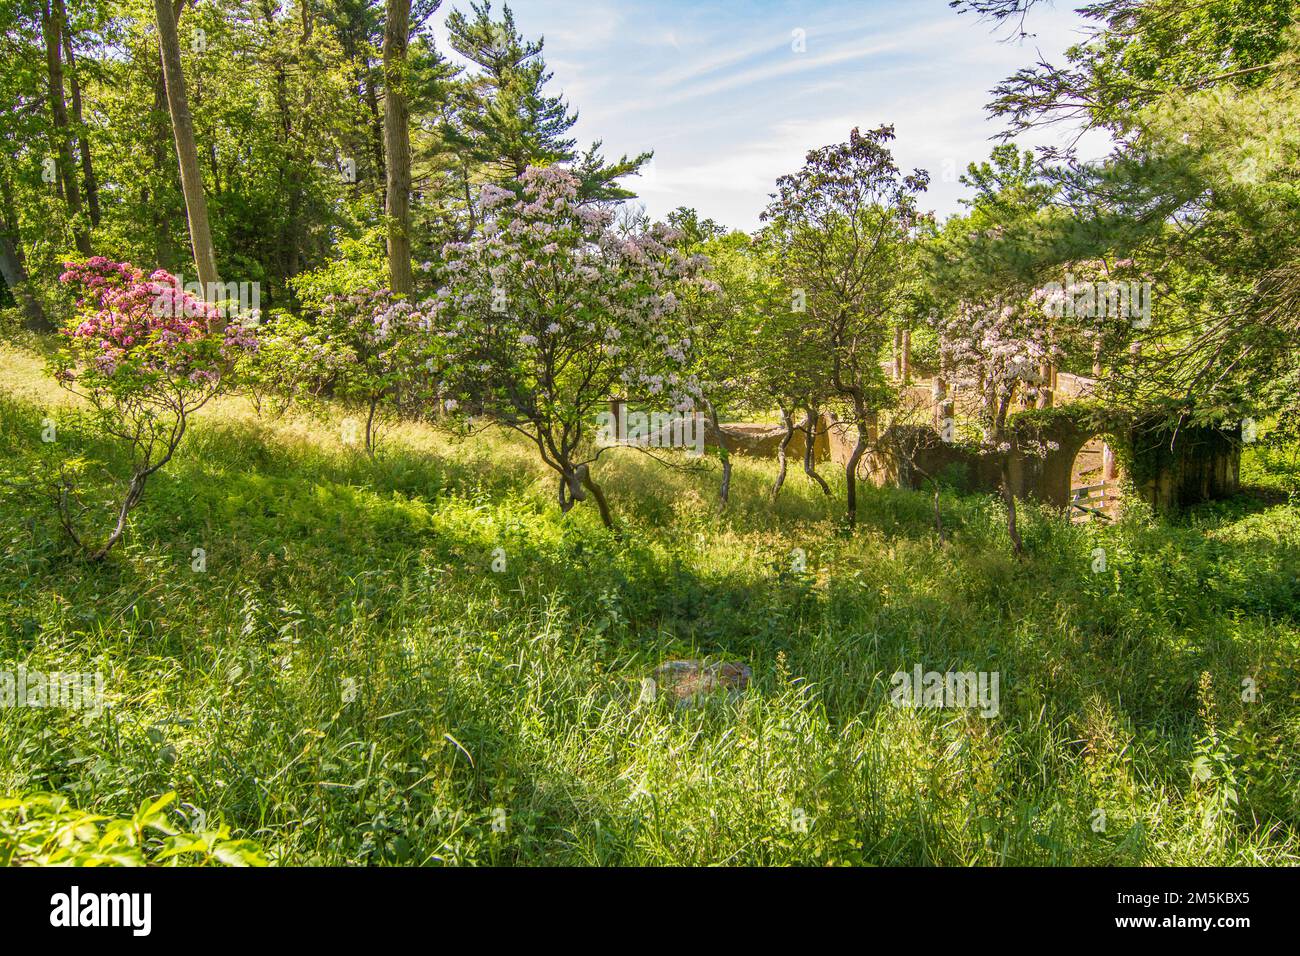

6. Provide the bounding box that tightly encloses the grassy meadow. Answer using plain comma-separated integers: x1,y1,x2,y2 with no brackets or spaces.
2,341,1298,865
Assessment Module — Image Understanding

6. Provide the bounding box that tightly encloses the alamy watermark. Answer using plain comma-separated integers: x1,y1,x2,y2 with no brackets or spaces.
50,887,150,936
596,410,705,457
1035,276,1152,328
890,665,1000,718
1,666,105,716
152,275,261,323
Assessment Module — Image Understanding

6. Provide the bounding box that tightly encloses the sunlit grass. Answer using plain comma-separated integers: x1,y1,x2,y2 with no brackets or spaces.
1,343,1297,865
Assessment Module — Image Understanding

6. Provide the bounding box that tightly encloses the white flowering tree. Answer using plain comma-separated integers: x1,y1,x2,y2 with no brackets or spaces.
936,294,1061,554
430,167,706,528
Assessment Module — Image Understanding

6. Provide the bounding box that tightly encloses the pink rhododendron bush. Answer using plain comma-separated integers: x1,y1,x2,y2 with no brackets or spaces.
431,166,712,528
50,258,257,560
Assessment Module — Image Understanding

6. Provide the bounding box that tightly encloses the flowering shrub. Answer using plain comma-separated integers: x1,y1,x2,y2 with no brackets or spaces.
56,258,254,386
51,258,257,560
315,288,439,454
236,310,347,419
939,294,1060,444
936,292,1061,553
430,166,708,527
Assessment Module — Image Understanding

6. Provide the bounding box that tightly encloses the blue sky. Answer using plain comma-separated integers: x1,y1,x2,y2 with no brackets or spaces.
429,0,1110,230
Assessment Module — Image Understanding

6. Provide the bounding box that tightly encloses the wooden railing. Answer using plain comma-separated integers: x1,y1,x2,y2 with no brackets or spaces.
1069,480,1117,520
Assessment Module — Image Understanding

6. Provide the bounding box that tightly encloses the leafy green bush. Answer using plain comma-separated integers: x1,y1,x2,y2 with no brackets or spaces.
288,231,389,316
0,792,267,866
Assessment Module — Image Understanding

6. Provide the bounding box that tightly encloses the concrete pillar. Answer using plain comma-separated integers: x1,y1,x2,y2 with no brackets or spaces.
609,397,625,437
1102,442,1117,481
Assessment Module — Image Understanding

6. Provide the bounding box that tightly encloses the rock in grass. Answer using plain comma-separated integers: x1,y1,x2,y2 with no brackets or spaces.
650,660,751,706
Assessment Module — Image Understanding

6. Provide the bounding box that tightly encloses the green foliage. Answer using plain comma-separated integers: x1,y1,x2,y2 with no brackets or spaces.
288,231,391,316
5,0,1300,871
0,791,267,866
236,310,346,419
0,0,651,328
690,230,816,419
974,1,1300,420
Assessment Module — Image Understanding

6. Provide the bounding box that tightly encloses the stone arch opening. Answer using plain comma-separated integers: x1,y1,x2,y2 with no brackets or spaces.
1067,433,1125,521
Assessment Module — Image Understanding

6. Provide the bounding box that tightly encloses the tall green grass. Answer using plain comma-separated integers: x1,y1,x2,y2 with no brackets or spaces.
1,345,1297,865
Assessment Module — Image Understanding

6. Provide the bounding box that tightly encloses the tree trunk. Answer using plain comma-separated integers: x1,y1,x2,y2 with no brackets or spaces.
892,328,903,379
382,0,413,296
771,407,795,501
844,402,876,530
845,435,863,528
154,0,220,319
557,468,584,512
364,395,380,456
993,394,1023,555
705,401,730,509
802,408,830,494
61,16,100,227
900,327,911,382
0,172,51,332
364,73,386,202
0,232,49,332
576,463,614,530
1001,457,1024,556
42,0,91,256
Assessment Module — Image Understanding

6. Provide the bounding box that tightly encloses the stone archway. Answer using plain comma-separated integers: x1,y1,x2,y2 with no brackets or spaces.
1003,412,1093,508
1064,435,1124,519
693,401,1242,516
1006,410,1241,514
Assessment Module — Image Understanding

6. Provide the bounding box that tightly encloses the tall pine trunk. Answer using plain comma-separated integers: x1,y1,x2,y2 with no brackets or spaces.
154,0,220,319
42,0,91,256
61,13,99,228
383,0,413,296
